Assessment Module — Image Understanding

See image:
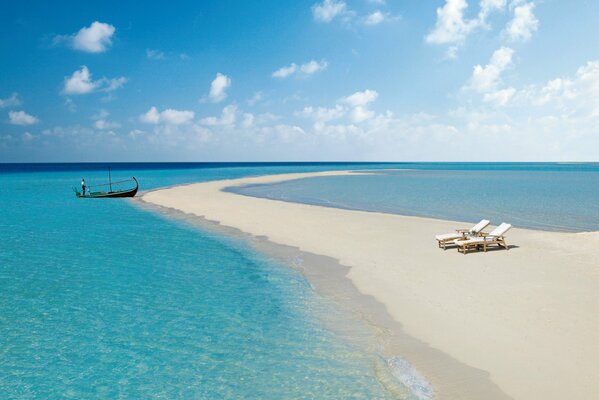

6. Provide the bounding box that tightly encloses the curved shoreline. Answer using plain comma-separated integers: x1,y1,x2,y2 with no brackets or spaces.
139,170,599,400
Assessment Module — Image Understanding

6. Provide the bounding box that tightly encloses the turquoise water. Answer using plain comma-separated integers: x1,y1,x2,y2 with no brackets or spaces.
4,162,596,399
0,163,406,399
231,163,599,232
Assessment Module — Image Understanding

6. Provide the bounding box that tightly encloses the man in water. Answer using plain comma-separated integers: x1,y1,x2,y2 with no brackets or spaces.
81,178,86,196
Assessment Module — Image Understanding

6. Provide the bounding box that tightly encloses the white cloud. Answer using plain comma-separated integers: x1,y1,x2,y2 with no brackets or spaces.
312,0,348,22
483,87,516,105
140,106,160,124
521,60,599,116
300,60,328,74
425,0,477,45
63,66,98,94
242,113,255,129
342,89,379,106
94,119,120,130
140,106,195,125
299,105,344,122
272,60,327,79
505,2,538,41
0,93,21,108
425,0,507,55
479,0,507,24
468,47,514,92
146,49,166,60
105,77,127,92
272,63,298,78
364,11,388,25
298,90,379,128
530,78,575,106
71,21,115,53
9,110,39,126
349,106,375,122
93,111,120,130
209,73,231,103
62,66,127,95
161,109,195,124
200,105,237,126
247,91,263,106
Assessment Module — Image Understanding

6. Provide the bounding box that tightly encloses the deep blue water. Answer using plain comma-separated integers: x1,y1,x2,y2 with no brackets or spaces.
0,163,405,399
231,164,599,232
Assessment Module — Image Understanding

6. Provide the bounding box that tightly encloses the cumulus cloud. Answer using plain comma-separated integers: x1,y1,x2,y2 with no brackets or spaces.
62,66,127,95
301,60,328,74
55,21,116,53
209,73,231,103
140,106,195,124
94,119,120,130
483,87,516,105
299,105,345,123
272,63,298,78
364,11,387,25
349,106,375,122
342,89,379,106
505,2,538,41
200,105,237,126
312,0,348,22
64,66,97,94
247,91,263,106
425,0,507,56
272,60,328,78
479,0,507,24
425,0,477,45
522,60,599,115
0,93,21,108
299,89,380,128
468,47,514,92
9,110,39,125
93,110,120,130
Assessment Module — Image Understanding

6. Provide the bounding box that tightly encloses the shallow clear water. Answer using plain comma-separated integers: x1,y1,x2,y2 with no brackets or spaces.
231,164,599,232
0,163,404,399
5,162,595,399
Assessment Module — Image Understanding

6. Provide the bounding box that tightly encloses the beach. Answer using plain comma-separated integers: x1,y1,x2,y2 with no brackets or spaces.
142,170,599,400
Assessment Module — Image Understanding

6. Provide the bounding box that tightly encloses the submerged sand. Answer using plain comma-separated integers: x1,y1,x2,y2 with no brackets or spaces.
141,170,599,400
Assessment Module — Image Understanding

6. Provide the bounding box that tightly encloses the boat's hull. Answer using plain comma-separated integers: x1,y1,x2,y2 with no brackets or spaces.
75,177,138,198
78,187,138,198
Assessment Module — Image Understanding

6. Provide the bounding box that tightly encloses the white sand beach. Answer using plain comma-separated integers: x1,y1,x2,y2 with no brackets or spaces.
142,170,599,400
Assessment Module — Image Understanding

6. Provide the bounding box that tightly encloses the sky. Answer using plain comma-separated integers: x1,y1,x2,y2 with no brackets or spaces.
1,0,599,162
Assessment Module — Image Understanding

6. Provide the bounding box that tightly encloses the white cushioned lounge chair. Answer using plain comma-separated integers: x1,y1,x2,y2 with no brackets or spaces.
435,219,490,250
454,223,512,254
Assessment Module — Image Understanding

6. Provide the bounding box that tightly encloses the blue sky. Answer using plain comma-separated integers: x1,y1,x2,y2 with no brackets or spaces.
1,0,599,162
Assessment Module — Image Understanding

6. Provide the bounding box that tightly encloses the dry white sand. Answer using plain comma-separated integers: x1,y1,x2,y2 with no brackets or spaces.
142,170,599,400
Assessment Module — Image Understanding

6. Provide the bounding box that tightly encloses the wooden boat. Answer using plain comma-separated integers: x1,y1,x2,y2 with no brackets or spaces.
74,169,138,198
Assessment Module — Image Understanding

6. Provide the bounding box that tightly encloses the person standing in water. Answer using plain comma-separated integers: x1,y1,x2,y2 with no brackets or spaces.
81,178,86,196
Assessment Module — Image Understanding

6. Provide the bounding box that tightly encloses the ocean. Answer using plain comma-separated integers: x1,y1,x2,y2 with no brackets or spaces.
230,163,599,232
0,163,403,399
2,162,597,399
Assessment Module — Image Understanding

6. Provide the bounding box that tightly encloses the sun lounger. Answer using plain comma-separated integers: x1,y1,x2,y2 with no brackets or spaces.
454,223,512,254
435,219,490,249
